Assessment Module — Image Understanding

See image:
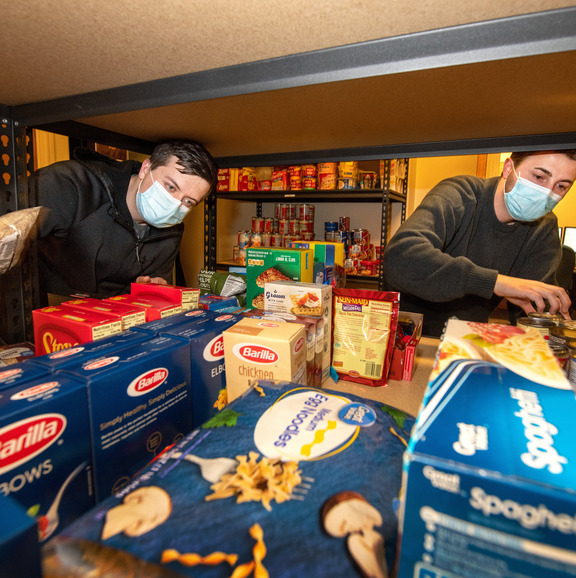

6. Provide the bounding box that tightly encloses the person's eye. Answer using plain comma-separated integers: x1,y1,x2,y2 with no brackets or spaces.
183,198,195,208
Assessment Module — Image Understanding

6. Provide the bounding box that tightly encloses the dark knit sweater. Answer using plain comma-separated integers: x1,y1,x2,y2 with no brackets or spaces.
382,175,561,337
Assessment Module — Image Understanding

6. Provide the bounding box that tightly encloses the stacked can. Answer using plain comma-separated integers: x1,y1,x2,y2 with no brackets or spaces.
318,163,338,190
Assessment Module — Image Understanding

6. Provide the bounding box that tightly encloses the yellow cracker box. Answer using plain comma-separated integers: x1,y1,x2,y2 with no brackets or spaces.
264,281,333,383
223,317,306,403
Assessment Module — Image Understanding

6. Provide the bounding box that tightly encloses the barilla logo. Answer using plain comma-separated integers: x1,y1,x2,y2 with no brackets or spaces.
0,368,22,382
11,382,60,400
203,335,225,362
84,356,120,371
127,368,168,397
42,332,80,353
233,343,279,364
185,310,204,317
48,346,85,359
215,315,234,322
0,414,66,475
337,296,369,306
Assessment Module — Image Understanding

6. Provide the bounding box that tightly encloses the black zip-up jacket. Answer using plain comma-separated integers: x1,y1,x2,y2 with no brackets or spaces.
33,148,183,300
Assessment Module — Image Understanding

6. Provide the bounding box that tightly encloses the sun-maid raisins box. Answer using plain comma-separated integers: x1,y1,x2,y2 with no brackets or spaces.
245,247,313,310
0,373,94,544
61,335,193,502
397,358,576,578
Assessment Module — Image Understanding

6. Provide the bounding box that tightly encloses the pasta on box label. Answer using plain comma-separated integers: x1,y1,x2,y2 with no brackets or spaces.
331,289,399,387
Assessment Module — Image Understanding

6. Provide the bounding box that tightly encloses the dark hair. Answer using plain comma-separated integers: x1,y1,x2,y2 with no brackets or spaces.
510,150,576,165
149,140,218,187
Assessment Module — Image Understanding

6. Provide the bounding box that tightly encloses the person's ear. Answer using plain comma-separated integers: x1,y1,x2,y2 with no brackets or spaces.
138,158,151,180
502,158,514,179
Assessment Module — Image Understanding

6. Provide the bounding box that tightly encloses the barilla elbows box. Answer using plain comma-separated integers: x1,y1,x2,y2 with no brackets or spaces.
264,281,333,383
246,246,313,310
0,373,94,543
397,359,576,578
130,282,200,311
29,329,151,374
241,309,322,387
161,312,242,426
223,317,306,403
62,297,147,330
32,306,123,356
62,335,193,502
0,494,42,578
103,294,182,322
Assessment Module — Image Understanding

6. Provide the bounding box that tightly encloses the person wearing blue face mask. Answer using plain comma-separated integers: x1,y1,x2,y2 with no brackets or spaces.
33,140,217,304
382,150,576,337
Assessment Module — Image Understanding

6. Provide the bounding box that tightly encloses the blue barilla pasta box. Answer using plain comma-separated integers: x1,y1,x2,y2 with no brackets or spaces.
160,312,241,427
397,359,576,578
0,372,94,544
0,361,50,392
131,308,227,337
62,335,193,503
41,381,415,578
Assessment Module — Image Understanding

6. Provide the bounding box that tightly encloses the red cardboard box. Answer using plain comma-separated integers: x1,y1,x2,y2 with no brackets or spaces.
103,294,182,322
388,311,423,381
130,282,199,311
32,306,123,355
62,297,147,329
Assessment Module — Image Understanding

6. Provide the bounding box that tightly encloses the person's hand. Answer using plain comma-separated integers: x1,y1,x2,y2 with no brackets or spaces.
135,276,168,285
494,274,572,319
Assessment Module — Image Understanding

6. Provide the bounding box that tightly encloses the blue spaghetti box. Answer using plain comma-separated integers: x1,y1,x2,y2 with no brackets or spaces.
29,329,151,373
63,335,193,502
161,312,241,426
397,359,576,578
0,362,50,392
131,308,223,337
0,494,42,578
0,373,94,544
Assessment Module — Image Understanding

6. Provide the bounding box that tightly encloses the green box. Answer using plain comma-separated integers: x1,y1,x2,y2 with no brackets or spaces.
246,247,313,309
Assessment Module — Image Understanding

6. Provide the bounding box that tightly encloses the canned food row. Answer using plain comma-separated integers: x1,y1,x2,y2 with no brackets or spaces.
273,203,315,221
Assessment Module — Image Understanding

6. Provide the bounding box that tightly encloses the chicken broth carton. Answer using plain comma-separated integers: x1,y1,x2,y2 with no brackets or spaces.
63,335,193,502
264,281,333,383
397,359,576,578
223,317,306,403
0,373,94,544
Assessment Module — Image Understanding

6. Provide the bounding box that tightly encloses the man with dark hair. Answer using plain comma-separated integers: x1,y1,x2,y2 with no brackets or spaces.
33,140,217,303
382,150,576,337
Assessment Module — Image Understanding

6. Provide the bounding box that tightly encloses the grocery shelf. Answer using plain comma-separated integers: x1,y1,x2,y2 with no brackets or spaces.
216,189,406,203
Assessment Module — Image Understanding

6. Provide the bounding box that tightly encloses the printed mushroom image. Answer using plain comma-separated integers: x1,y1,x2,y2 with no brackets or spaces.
322,491,387,578
102,486,172,540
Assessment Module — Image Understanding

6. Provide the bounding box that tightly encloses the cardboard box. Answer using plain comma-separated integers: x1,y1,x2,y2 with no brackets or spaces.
263,281,332,382
388,311,423,382
290,240,346,267
216,168,239,192
131,308,225,336
130,282,200,311
32,306,123,356
397,359,576,577
0,373,94,542
0,342,35,367
223,317,306,402
63,335,193,502
245,247,313,310
0,494,42,578
0,362,50,392
62,297,147,329
241,309,322,387
103,294,182,322
198,294,240,311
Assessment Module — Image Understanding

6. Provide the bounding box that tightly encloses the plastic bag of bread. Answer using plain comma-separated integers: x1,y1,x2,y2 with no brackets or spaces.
0,207,42,275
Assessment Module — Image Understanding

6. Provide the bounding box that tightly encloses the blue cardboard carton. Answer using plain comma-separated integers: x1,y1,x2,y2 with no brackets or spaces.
0,362,50,392
397,359,576,578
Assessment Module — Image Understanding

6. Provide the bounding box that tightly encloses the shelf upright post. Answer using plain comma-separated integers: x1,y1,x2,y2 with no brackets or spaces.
0,117,38,344
378,159,391,291
203,189,217,270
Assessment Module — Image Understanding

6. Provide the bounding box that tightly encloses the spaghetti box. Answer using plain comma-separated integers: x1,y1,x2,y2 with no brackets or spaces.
264,281,333,382
0,373,94,543
241,309,322,387
103,294,182,322
0,362,50,392
161,312,241,426
62,297,147,330
0,494,42,578
132,308,225,336
397,359,576,578
246,247,313,310
32,306,123,356
223,317,306,403
63,335,193,502
29,329,151,373
198,294,240,311
130,282,200,311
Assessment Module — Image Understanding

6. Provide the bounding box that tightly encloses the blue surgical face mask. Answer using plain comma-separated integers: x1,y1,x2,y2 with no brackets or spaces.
135,169,190,228
503,164,562,222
